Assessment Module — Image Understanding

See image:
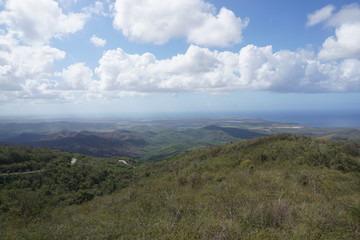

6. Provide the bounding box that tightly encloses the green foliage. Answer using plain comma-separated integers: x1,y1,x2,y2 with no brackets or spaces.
349,204,360,222
73,191,95,205
1,134,360,239
0,146,137,221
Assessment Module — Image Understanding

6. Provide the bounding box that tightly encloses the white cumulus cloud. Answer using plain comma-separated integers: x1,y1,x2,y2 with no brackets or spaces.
0,0,91,102
92,45,360,97
308,3,360,60
94,48,157,92
0,34,65,92
2,0,360,103
318,23,360,60
306,5,335,26
113,0,248,47
0,0,88,45
187,8,249,47
59,63,93,90
90,35,106,47
1,43,360,103
82,1,110,17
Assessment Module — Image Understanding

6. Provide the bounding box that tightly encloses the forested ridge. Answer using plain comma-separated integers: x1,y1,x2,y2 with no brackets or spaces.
0,146,137,216
1,134,360,239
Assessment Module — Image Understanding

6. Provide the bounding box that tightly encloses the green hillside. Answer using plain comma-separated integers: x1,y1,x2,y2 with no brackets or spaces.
1,134,360,239
0,146,137,219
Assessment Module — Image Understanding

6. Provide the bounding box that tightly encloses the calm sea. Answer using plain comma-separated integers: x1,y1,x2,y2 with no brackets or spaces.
240,110,360,128
128,110,360,128
14,110,358,128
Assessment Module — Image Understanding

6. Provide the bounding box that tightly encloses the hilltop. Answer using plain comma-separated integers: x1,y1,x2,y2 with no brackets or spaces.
1,134,359,239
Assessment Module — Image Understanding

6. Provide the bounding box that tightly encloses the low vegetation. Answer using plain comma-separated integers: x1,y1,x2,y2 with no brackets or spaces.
1,134,360,239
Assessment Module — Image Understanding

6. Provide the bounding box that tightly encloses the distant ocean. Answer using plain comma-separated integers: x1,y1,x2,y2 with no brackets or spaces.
240,110,360,128
134,110,360,128
12,110,358,128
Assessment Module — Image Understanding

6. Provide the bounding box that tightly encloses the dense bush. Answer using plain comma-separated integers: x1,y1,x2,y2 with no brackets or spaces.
0,146,137,219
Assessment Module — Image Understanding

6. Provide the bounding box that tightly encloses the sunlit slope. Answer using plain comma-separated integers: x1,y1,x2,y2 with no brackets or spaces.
2,134,360,239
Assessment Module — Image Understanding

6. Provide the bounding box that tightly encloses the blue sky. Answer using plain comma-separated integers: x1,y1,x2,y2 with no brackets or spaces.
0,0,360,117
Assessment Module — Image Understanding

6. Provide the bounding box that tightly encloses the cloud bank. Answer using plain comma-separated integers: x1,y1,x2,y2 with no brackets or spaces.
3,44,359,103
91,45,360,95
0,1,360,104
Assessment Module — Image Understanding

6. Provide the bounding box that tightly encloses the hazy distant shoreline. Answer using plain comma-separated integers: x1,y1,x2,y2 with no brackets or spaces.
0,110,359,128
240,110,360,128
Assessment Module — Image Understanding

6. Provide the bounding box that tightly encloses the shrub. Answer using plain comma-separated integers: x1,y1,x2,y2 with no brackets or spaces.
240,159,253,168
73,192,95,205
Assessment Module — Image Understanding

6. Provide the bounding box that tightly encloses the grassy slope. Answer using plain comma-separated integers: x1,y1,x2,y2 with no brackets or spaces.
141,127,242,161
1,134,360,240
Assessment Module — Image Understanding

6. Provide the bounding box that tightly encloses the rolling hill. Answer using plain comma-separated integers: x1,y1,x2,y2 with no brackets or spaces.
2,117,360,162
1,134,359,239
202,125,265,138
2,130,152,158
2,126,266,161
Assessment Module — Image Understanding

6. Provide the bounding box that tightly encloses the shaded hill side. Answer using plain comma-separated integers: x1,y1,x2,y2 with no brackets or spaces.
3,132,45,143
3,130,151,158
320,129,360,142
203,125,266,139
2,127,265,161
0,122,118,139
1,134,359,239
40,129,150,141
31,134,146,158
